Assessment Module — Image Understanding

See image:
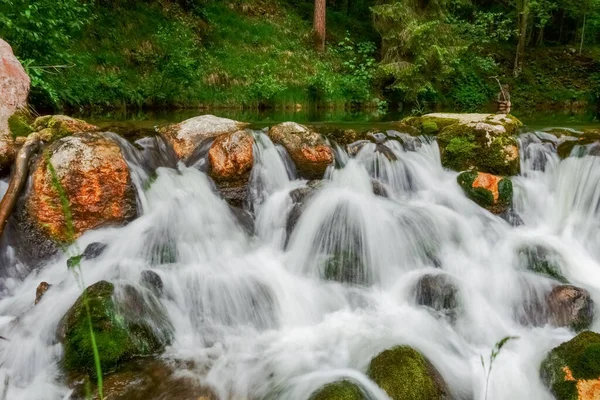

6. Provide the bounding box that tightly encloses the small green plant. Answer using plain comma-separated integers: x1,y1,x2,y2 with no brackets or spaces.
46,155,104,400
481,336,519,400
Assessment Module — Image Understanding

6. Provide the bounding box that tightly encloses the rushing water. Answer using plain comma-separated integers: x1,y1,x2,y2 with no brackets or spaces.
0,125,599,400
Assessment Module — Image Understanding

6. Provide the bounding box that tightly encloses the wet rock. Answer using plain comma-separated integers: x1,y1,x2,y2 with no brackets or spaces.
83,242,108,260
324,249,366,285
404,113,521,175
0,39,30,136
414,274,459,320
457,171,512,214
268,122,334,179
140,270,164,296
229,205,255,235
547,285,594,331
69,358,218,400
371,179,388,197
286,180,323,244
517,245,567,283
12,133,137,263
309,380,366,400
208,129,254,206
60,281,172,376
557,130,600,159
375,143,398,161
540,331,600,400
34,282,51,305
32,115,98,142
499,208,524,226
157,115,248,162
367,346,450,400
321,127,363,148
0,135,23,177
347,140,370,157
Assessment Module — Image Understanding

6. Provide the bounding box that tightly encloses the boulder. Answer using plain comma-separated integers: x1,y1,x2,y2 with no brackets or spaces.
69,358,217,400
157,115,248,162
404,113,521,175
540,331,600,400
367,346,450,400
414,274,460,320
34,281,51,305
208,129,254,206
12,133,137,263
268,122,334,179
32,115,98,142
309,380,365,400
60,281,172,376
547,285,594,332
140,270,164,297
286,180,324,245
517,245,567,283
0,39,30,136
457,171,513,214
557,130,600,159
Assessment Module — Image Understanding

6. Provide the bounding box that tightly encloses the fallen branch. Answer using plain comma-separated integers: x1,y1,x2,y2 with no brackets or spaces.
0,132,41,238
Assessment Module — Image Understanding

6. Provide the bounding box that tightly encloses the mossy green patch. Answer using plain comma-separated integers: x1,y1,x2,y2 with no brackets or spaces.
367,346,448,400
402,116,459,135
61,281,172,376
8,112,33,138
517,245,568,283
323,250,366,285
309,380,365,400
541,331,600,400
457,171,512,214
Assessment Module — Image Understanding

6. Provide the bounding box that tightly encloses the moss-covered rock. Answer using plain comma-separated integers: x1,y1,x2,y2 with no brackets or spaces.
32,115,98,142
60,281,172,376
324,249,366,285
517,245,568,283
403,113,521,175
540,331,600,400
7,111,33,138
457,171,512,214
414,274,460,320
309,380,365,400
367,346,450,400
556,130,600,159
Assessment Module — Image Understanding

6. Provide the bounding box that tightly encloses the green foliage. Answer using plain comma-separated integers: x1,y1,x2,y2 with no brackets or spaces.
481,336,519,400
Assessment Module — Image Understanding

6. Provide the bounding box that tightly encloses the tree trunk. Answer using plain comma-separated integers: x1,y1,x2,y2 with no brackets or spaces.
0,133,40,239
537,25,545,46
580,13,587,55
314,0,326,52
513,2,529,77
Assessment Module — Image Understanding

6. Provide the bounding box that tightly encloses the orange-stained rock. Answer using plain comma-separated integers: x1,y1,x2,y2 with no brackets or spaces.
563,366,600,400
0,135,21,176
472,172,502,202
209,130,254,182
268,122,334,179
157,115,248,162
0,39,30,136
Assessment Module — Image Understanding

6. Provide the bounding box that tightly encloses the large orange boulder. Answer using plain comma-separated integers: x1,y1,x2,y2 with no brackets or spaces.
208,129,254,205
157,115,248,162
0,39,30,136
268,122,334,179
12,133,137,263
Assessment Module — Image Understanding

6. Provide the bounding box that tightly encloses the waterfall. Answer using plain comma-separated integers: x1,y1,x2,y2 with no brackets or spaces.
0,125,598,400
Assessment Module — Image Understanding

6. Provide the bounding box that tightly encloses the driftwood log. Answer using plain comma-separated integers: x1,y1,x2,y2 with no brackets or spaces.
0,133,40,238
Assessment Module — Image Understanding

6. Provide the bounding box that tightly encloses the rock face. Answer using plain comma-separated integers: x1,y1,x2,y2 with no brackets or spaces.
414,274,460,320
13,133,137,262
268,122,334,179
32,115,98,142
208,129,254,206
404,113,521,176
457,171,513,214
540,331,600,400
0,39,30,136
367,346,450,400
157,115,248,162
60,281,172,376
547,285,594,331
309,380,365,400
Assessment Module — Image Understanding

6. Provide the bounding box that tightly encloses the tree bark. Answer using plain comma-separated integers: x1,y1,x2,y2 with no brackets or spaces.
580,13,587,55
0,133,40,238
314,0,326,52
513,1,529,77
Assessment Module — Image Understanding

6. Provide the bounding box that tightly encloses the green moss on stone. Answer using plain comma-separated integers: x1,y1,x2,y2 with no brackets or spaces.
401,116,458,135
8,113,33,138
367,346,448,400
309,380,365,400
517,245,568,283
541,331,600,400
557,131,600,159
61,281,172,376
497,178,513,205
457,171,494,208
323,250,365,285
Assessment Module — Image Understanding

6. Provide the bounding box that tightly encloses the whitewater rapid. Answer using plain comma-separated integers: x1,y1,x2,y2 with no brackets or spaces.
0,127,599,399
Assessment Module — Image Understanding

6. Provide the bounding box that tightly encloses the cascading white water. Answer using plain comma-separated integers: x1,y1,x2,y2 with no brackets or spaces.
0,126,598,400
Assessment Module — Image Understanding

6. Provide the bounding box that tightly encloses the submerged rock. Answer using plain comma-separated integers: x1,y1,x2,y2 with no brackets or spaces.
0,39,30,137
286,180,324,243
12,133,137,263
517,245,567,283
34,281,51,305
404,113,521,175
60,281,172,376
32,115,98,142
323,250,366,285
208,129,254,206
540,331,600,400
83,242,108,260
140,270,164,297
414,274,460,320
309,380,366,400
268,122,334,179
457,171,513,214
157,115,248,162
367,346,450,400
547,285,594,332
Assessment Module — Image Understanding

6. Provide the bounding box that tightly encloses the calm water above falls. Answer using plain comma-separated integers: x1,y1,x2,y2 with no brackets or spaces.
0,125,599,399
